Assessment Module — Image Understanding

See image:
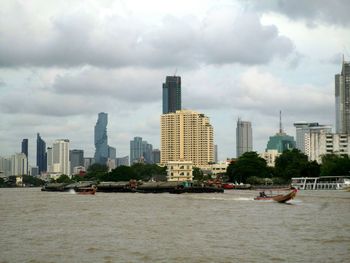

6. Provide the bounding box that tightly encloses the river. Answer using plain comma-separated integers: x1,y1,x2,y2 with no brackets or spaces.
0,188,349,262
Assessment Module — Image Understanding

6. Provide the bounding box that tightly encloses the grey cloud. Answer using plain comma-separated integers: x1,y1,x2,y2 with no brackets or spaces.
0,90,105,116
183,68,332,121
250,0,350,26
52,67,163,103
0,3,295,68
200,11,294,65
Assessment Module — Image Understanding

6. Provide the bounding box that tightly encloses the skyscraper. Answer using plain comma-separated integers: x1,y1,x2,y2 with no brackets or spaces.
21,138,28,173
70,149,84,174
162,76,181,114
21,139,28,157
293,122,332,153
108,146,116,159
335,58,350,133
236,119,253,158
94,112,109,164
130,137,153,164
11,153,28,176
47,139,70,175
36,133,47,174
161,110,214,166
152,149,161,164
214,145,218,163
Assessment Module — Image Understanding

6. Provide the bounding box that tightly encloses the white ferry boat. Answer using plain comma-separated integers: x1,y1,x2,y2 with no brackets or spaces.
291,176,350,190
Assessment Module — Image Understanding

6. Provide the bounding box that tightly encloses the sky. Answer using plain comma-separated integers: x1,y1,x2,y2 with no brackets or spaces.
1,0,350,166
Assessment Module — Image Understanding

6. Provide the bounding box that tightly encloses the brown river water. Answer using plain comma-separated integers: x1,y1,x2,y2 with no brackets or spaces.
0,188,349,263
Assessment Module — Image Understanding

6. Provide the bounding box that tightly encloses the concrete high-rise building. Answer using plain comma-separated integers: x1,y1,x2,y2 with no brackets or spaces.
259,150,281,167
236,119,252,158
94,112,109,164
36,133,47,174
0,157,12,177
161,110,214,166
108,146,116,159
70,149,84,174
11,153,28,176
152,149,161,164
116,156,129,167
335,58,350,134
31,167,39,177
294,122,332,153
214,145,218,163
84,157,95,170
306,132,350,163
47,139,70,175
162,76,181,114
47,147,53,172
130,137,153,164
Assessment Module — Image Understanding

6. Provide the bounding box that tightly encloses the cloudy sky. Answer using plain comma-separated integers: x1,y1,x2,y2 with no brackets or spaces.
1,0,350,165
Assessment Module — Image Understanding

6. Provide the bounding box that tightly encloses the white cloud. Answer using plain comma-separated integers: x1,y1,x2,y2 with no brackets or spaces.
0,2,295,68
250,0,350,27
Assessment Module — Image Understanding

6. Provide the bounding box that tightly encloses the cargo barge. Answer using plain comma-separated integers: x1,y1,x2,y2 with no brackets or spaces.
41,180,223,194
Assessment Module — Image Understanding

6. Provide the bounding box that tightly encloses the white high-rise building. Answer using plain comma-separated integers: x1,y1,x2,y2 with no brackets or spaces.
11,153,28,176
47,139,70,175
294,122,332,153
161,110,214,166
306,132,350,163
335,58,350,134
0,157,12,177
236,119,252,158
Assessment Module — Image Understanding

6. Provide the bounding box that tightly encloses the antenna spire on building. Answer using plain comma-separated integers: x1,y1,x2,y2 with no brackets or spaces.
279,110,283,134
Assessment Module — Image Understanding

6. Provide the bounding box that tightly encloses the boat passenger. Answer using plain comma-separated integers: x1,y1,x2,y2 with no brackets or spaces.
260,191,267,197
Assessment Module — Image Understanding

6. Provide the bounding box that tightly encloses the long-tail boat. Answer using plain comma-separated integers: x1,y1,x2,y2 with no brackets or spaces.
254,188,298,203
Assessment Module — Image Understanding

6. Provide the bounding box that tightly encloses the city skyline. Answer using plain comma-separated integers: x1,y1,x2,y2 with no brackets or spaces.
0,1,349,163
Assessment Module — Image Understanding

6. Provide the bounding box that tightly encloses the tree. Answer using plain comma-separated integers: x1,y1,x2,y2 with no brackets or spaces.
301,161,320,177
56,174,72,184
320,154,350,177
86,163,108,180
226,152,270,184
131,163,167,181
274,149,311,182
192,167,204,181
0,177,5,187
102,165,137,181
22,175,45,186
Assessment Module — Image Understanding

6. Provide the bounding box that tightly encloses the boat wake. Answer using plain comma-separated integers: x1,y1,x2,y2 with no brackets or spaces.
189,196,254,201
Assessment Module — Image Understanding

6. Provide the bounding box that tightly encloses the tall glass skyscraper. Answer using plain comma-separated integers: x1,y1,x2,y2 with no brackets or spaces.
335,58,350,134
162,76,181,114
21,138,28,174
21,139,28,157
94,112,109,164
36,133,47,174
236,119,253,158
70,149,84,174
130,137,153,164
